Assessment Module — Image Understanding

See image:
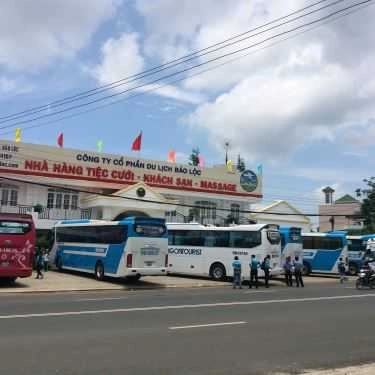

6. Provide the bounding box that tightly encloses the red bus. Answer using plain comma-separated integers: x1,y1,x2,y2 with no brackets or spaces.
0,214,36,282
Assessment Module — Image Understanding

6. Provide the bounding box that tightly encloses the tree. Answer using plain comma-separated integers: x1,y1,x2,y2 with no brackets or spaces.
189,147,200,166
236,154,246,172
357,177,375,232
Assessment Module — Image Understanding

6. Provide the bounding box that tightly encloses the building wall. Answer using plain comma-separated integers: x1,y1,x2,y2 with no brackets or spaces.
319,202,362,232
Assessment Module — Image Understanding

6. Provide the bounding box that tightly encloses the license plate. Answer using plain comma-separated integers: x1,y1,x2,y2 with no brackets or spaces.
144,261,154,267
1,261,9,267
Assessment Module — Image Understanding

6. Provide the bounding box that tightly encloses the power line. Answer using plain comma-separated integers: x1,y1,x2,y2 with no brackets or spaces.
0,0,371,131
0,176,361,217
0,0,370,136
0,0,337,123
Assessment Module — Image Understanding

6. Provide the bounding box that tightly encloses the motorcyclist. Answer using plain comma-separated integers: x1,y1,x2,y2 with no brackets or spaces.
361,258,375,284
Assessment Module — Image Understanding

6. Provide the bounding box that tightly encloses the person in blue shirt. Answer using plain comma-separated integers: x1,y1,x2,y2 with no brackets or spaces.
232,256,242,289
261,255,271,288
293,256,304,287
283,256,293,287
249,254,260,289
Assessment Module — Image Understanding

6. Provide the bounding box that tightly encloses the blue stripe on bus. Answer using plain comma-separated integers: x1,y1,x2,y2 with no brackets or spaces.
310,249,342,271
58,244,125,274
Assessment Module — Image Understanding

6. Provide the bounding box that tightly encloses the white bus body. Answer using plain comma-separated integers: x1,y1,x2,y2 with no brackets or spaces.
167,223,282,280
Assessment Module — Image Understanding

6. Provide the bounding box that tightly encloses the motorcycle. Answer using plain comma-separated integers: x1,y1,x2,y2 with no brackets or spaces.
356,267,375,289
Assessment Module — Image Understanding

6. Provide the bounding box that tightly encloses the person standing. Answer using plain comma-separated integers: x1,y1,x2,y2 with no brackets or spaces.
232,256,242,289
43,250,49,272
283,256,293,287
262,255,271,288
35,252,44,279
294,256,304,287
249,255,260,289
338,257,346,284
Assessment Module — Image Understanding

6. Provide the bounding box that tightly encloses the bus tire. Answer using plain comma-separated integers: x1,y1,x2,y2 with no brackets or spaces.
302,261,311,276
56,257,63,272
348,263,358,276
210,263,226,281
127,274,141,281
95,261,105,281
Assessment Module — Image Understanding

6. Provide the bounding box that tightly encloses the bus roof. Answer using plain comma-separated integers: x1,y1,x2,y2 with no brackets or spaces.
55,217,166,227
0,213,34,222
167,223,276,231
302,232,347,238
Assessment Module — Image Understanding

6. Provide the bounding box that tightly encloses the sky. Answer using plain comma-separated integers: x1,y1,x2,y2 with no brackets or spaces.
0,0,374,214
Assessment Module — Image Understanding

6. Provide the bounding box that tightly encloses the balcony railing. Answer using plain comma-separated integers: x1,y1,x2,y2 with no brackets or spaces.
0,203,92,220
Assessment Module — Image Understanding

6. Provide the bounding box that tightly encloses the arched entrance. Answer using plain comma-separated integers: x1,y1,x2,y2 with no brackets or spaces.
113,211,150,221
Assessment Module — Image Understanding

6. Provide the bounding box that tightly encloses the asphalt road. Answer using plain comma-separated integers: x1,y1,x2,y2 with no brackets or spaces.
1,282,375,375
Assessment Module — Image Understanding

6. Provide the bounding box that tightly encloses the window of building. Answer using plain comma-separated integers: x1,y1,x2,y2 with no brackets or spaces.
1,189,9,206
63,194,70,210
71,195,78,210
195,201,217,220
9,190,18,206
0,185,18,206
46,189,79,210
230,204,240,222
55,193,62,209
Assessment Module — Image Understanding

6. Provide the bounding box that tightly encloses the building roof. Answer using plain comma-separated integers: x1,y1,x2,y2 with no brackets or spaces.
250,200,311,224
322,186,335,193
334,194,359,204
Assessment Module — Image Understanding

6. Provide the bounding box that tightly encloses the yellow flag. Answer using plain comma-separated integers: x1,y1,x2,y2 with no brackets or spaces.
226,159,233,172
15,128,21,143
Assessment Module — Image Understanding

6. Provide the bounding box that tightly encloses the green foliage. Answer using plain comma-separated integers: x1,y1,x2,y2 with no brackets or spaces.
357,177,375,233
189,147,200,166
236,154,246,172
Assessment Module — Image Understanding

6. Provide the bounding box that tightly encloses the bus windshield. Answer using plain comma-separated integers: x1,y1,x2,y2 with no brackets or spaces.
0,220,31,234
134,224,166,236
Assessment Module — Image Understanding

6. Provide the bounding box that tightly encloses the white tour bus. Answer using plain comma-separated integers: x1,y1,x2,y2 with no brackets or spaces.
167,223,282,280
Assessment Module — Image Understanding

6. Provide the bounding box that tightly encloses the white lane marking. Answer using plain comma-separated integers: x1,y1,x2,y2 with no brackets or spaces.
1,294,374,320
75,297,127,302
169,321,246,330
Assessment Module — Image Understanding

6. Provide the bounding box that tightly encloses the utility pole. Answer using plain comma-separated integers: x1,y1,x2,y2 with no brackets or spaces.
225,142,229,164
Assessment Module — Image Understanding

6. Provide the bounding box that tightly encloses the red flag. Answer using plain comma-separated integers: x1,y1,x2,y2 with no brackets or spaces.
131,131,142,151
57,133,64,148
168,150,176,163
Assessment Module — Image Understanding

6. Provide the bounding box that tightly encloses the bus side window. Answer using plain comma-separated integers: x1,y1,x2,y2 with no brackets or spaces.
205,231,229,247
302,236,313,249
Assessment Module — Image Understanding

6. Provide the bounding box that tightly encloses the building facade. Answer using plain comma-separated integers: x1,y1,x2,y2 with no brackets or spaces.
319,191,363,232
250,200,312,232
0,140,263,229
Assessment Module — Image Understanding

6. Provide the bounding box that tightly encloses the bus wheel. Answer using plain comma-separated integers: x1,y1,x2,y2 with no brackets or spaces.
127,274,141,282
210,263,226,281
302,261,311,276
95,261,105,281
348,263,358,276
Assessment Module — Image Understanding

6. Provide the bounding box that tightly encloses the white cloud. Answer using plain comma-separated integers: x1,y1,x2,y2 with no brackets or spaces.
94,32,145,85
130,0,375,162
93,31,205,104
186,61,370,161
0,0,121,71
